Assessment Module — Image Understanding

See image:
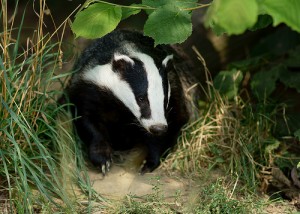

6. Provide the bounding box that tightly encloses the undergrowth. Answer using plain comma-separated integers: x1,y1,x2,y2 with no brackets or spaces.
162,50,300,192
0,0,105,212
163,86,269,189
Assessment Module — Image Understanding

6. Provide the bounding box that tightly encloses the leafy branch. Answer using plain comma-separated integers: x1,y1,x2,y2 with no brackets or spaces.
71,0,300,45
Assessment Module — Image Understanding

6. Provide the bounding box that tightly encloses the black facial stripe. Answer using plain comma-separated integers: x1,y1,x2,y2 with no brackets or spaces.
137,96,151,119
159,65,169,109
119,58,152,119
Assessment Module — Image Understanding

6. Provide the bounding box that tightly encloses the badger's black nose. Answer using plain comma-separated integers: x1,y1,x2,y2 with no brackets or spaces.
149,124,168,136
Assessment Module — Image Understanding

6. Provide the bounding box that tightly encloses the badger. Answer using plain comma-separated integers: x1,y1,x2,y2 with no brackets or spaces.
62,30,194,175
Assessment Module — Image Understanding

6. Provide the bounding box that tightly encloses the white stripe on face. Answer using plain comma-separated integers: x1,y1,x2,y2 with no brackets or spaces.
114,53,134,65
162,55,173,109
82,64,141,119
162,54,173,67
167,81,171,108
131,52,168,129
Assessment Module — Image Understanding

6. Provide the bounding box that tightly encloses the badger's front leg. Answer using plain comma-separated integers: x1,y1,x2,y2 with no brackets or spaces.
75,117,112,175
140,136,170,174
140,121,185,174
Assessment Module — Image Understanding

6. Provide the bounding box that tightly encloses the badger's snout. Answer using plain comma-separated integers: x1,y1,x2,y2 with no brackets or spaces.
149,124,168,136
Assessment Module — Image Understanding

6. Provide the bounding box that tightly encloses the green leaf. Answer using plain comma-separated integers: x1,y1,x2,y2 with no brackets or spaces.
264,139,280,154
261,0,300,33
250,28,300,56
142,0,197,15
250,14,273,31
275,50,300,93
284,47,300,68
122,4,141,20
294,129,300,141
228,56,263,70
205,0,258,35
208,22,226,36
213,69,243,99
72,3,122,39
279,70,300,93
251,65,283,99
144,4,192,45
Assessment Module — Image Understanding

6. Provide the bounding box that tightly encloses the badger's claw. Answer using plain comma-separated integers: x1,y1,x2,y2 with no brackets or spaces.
139,158,160,175
89,143,113,175
139,160,147,175
106,160,111,171
100,160,112,176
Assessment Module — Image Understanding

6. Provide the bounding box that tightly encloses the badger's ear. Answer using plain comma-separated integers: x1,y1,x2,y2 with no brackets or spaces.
162,54,174,71
112,54,134,72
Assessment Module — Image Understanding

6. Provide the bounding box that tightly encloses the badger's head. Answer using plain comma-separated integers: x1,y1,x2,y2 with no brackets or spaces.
82,46,173,136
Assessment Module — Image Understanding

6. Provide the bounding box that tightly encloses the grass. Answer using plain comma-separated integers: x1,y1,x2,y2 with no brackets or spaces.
0,0,104,212
107,172,266,214
162,90,263,188
1,0,299,213
162,57,299,191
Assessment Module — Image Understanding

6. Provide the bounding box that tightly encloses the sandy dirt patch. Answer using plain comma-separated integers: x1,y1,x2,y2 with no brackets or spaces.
88,165,191,200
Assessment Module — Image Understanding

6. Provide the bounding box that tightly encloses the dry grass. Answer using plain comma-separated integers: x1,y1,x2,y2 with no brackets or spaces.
0,0,96,212
161,50,277,191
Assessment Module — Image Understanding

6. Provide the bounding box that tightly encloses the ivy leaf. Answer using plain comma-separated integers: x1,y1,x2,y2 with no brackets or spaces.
205,0,258,35
251,65,283,99
72,3,122,39
213,69,243,100
122,4,141,20
144,4,192,45
261,0,300,33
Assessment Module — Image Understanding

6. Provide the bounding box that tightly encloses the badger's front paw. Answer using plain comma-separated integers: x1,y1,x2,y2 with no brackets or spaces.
89,143,112,175
139,156,160,174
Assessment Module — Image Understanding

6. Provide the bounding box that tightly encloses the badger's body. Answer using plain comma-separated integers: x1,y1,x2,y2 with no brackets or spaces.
64,30,190,174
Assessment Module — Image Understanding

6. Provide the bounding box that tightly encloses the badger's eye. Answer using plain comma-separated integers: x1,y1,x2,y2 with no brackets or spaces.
137,95,147,104
138,96,145,102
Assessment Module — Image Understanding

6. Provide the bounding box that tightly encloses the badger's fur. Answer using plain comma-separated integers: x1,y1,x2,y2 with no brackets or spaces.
63,30,192,174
